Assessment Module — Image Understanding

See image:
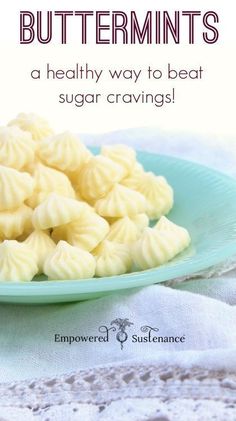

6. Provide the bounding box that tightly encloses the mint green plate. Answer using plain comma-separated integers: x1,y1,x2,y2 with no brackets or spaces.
1,150,236,304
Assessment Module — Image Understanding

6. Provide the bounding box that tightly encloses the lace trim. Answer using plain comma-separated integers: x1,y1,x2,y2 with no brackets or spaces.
0,364,235,409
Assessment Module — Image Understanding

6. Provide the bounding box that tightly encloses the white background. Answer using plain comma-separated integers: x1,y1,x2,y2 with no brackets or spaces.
0,0,235,140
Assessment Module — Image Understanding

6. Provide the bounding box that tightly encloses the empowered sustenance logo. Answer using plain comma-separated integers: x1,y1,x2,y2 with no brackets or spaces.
54,318,186,350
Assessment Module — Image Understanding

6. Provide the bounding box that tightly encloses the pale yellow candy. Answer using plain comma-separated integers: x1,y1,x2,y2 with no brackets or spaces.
78,201,95,213
103,216,118,225
65,150,93,184
24,230,56,273
106,216,141,244
0,240,38,282
105,213,149,229
8,113,53,141
32,193,86,230
26,163,76,208
132,225,191,270
95,184,147,217
121,162,145,190
21,157,42,174
43,240,96,280
66,211,109,251
93,240,132,277
15,212,34,241
26,191,52,209
78,155,124,201
73,192,96,211
75,190,83,201
32,163,75,194
51,225,68,243
38,131,91,172
16,224,34,242
101,144,136,176
0,204,33,239
27,189,76,209
0,126,35,170
134,162,145,173
0,165,35,211
154,216,191,249
65,212,109,251
129,172,173,220
129,213,149,231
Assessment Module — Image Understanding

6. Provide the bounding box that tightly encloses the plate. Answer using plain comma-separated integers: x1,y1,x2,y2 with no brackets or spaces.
1,150,236,304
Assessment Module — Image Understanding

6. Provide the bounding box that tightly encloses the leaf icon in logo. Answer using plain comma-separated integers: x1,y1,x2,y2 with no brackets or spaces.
111,318,134,350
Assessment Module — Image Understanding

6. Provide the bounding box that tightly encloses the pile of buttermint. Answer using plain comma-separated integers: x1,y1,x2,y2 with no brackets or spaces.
0,113,190,281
